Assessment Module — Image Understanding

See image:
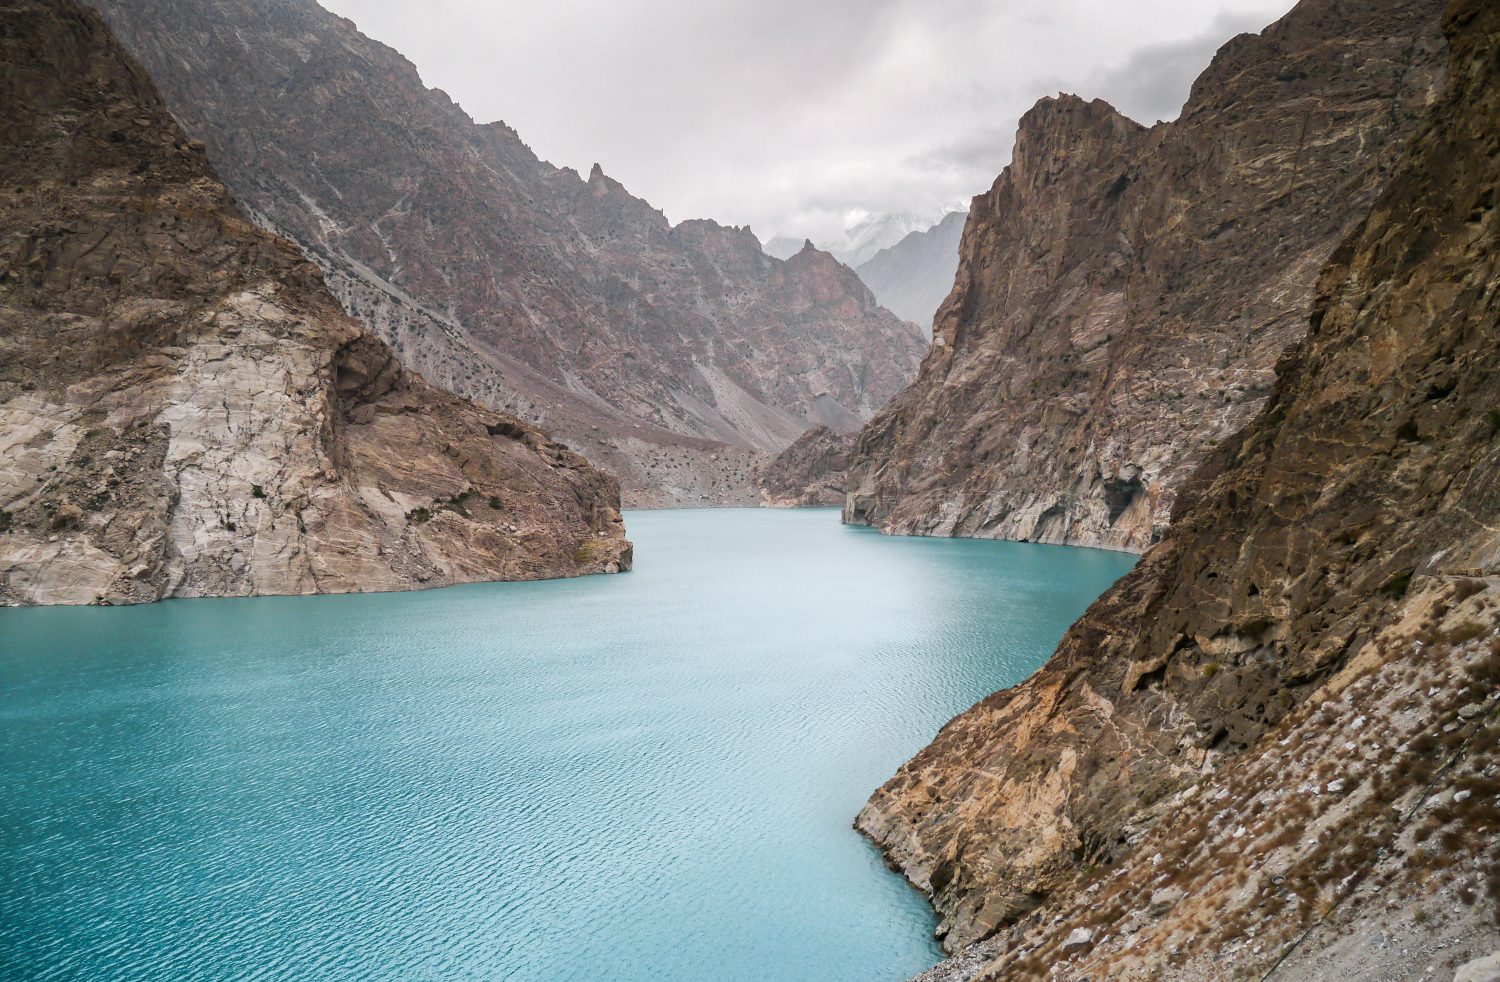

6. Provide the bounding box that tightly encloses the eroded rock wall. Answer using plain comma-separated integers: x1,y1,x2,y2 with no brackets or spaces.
859,1,1500,976
754,425,854,507
0,0,629,605
845,0,1446,552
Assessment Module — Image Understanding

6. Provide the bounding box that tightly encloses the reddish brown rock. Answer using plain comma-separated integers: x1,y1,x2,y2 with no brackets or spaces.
859,1,1500,977
845,0,1446,552
0,0,629,606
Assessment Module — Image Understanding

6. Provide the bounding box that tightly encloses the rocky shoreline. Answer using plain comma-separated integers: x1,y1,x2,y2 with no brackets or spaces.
856,0,1500,976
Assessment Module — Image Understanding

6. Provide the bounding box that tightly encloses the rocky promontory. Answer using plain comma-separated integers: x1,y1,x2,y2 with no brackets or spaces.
754,425,855,507
858,0,1500,976
844,0,1446,552
0,0,629,606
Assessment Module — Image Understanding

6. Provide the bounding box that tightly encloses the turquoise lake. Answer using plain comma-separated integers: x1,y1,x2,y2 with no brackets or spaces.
0,508,1134,982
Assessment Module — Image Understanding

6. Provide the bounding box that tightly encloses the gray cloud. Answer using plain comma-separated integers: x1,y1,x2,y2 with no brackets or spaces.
1079,9,1293,124
319,0,1295,243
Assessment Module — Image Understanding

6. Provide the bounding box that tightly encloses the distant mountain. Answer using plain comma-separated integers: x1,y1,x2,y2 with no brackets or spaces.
854,211,967,327
828,211,951,268
761,236,807,260
86,0,924,508
760,210,953,268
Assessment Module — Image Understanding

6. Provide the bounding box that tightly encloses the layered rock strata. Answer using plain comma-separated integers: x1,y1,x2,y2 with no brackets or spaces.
859,1,1500,977
0,0,629,606
844,0,1446,551
87,0,924,506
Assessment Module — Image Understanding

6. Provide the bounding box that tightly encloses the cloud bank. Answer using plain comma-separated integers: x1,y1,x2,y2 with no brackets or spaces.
320,0,1296,243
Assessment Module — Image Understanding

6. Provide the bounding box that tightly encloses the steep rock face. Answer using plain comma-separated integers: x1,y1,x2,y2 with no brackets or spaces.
754,425,854,507
855,211,967,327
86,0,924,506
858,2,1500,976
844,0,1446,552
0,0,629,606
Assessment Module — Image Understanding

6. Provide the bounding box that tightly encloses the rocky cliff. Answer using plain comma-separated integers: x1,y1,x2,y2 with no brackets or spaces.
86,0,925,507
754,425,854,507
859,1,1500,977
0,0,629,606
855,211,967,328
844,0,1446,552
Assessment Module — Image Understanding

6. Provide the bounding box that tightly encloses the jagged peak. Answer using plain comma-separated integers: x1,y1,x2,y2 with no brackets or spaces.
1001,92,1146,192
782,239,836,268
479,118,522,141
1017,92,1140,138
668,217,763,254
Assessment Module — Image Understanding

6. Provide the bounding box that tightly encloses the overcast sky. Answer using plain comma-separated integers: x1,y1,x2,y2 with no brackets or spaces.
319,0,1296,244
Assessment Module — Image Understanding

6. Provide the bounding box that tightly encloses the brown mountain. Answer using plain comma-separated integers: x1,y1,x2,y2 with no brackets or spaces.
86,0,925,507
0,0,629,606
844,0,1446,551
858,0,1500,976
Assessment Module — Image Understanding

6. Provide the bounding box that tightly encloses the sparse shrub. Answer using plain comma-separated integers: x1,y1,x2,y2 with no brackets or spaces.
0,509,11,533
251,484,266,499
407,507,431,524
1442,619,1486,645
489,496,502,510
1451,577,1487,602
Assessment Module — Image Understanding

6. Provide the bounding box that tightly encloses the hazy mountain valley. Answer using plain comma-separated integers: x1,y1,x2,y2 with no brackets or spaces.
854,212,968,330
84,0,927,508
2,0,1496,979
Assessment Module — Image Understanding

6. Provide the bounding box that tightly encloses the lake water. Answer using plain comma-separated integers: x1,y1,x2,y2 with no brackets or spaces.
0,508,1133,982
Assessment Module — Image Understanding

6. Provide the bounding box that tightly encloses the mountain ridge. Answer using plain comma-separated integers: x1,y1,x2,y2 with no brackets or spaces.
0,0,630,606
843,0,1446,552
87,0,925,507
857,0,1500,977
855,210,968,327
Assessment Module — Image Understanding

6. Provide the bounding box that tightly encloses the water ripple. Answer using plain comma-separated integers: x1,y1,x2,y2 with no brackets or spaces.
0,508,1132,982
